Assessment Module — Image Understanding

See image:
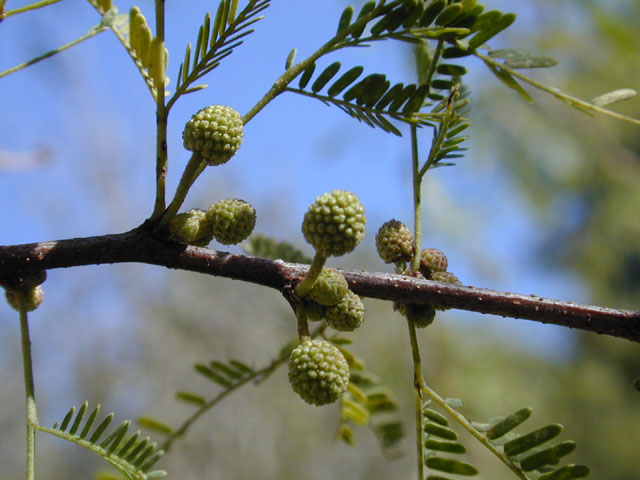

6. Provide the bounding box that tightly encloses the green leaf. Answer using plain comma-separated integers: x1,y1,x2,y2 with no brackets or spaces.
425,457,478,476
137,417,172,436
538,465,591,480
284,47,296,70
90,414,115,443
69,401,88,435
442,46,471,58
328,66,364,97
351,0,376,39
437,63,467,76
337,6,354,34
176,391,207,406
483,61,532,102
424,422,458,440
591,88,637,106
420,0,446,27
60,406,75,432
311,62,341,93
425,439,467,454
341,398,369,426
468,12,516,49
210,360,244,379
423,408,449,426
504,424,563,457
435,3,463,26
521,441,577,472
445,398,464,408
488,48,557,69
194,363,233,387
486,407,532,440
338,424,355,445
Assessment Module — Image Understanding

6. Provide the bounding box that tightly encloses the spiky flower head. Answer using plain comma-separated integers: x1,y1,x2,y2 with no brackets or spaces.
375,219,414,264
325,290,365,332
288,338,350,406
308,268,349,306
182,105,244,166
431,271,461,285
420,248,448,278
207,198,256,245
395,302,436,329
302,190,366,257
300,300,326,322
169,209,214,246
5,286,44,312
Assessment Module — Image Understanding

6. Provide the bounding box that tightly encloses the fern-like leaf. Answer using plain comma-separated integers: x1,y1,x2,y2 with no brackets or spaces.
334,338,404,458
473,407,591,479
37,402,166,479
169,0,270,108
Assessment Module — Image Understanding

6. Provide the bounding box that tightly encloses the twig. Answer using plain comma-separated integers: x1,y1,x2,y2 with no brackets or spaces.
1,230,638,342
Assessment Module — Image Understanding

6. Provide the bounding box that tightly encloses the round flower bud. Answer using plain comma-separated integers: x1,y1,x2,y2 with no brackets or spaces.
375,219,414,264
288,338,350,406
405,303,436,328
325,290,365,332
302,190,366,257
431,271,461,285
307,268,349,306
207,198,256,245
300,300,326,322
5,286,44,312
169,209,214,246
182,105,243,166
420,248,448,278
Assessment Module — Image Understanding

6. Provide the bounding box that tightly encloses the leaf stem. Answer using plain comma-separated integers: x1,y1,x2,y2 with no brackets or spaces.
1,0,63,19
160,154,206,225
151,0,168,221
242,0,403,124
410,125,422,272
0,24,107,80
474,50,640,126
405,316,425,480
294,252,328,298
419,382,528,480
17,294,38,480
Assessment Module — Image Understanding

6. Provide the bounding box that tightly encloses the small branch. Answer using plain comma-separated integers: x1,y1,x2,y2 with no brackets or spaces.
0,230,638,342
1,0,63,19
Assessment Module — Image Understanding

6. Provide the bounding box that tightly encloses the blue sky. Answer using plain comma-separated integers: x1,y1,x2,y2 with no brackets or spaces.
0,0,594,355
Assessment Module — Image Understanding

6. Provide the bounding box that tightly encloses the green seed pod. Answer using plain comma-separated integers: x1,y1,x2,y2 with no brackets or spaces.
302,190,366,257
325,290,365,332
308,268,349,306
169,209,214,246
420,248,448,277
288,338,350,406
375,219,414,264
5,286,44,312
207,198,256,245
182,105,244,166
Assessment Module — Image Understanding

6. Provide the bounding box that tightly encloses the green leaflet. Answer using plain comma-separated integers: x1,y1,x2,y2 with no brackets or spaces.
424,422,458,440
328,66,364,97
538,465,591,480
486,407,532,440
468,12,516,49
520,441,576,471
311,61,341,93
425,457,478,476
489,48,557,69
420,0,446,27
504,423,563,456
337,5,354,34
38,403,165,479
483,60,532,102
425,439,467,454
435,3,463,27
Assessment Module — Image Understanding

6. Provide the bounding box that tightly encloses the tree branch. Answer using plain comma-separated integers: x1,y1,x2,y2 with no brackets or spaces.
1,228,638,343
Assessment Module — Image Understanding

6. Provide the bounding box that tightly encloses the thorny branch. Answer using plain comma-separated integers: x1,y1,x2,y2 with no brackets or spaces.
1,227,638,343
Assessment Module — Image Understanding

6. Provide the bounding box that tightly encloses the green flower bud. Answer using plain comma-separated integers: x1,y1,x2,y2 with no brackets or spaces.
325,290,365,332
375,219,414,264
5,286,44,312
302,190,366,257
207,198,256,245
420,248,448,278
299,300,326,322
396,302,436,328
169,209,214,246
182,105,243,166
431,271,461,285
308,268,349,306
288,338,350,406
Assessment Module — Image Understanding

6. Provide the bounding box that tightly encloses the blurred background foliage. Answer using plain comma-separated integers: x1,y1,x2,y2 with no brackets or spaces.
0,0,639,479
